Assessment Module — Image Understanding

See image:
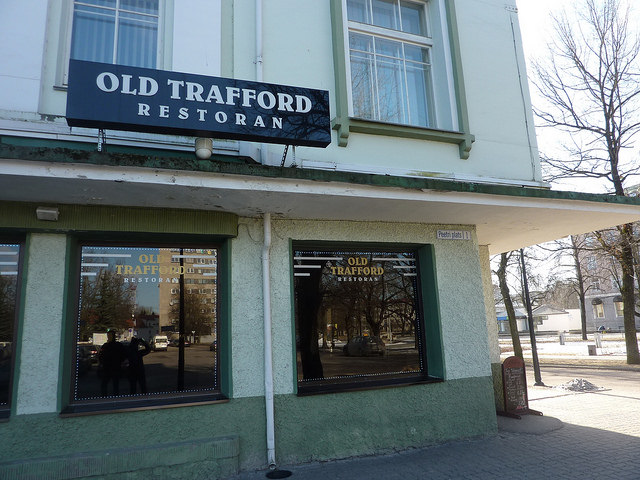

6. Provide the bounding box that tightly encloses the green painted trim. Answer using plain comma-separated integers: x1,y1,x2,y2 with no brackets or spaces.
0,202,238,237
329,0,351,148
445,0,474,159
328,0,475,158
57,236,76,412
287,239,298,394
346,118,475,153
9,236,28,416
220,0,234,78
3,141,640,207
418,245,445,379
218,239,232,398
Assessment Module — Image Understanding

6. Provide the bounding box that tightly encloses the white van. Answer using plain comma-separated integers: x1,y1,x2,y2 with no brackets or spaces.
151,335,169,351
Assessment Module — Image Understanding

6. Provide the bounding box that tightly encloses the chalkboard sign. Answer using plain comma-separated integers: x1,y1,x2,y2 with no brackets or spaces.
502,356,529,414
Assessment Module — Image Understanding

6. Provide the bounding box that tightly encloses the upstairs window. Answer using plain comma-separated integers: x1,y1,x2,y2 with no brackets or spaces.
347,0,433,127
70,0,160,69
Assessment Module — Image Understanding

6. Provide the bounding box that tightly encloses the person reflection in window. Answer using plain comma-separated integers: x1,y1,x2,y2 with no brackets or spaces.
127,337,151,394
99,328,126,397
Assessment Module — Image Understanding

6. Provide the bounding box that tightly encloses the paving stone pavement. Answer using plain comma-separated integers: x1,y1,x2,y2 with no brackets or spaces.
226,366,640,480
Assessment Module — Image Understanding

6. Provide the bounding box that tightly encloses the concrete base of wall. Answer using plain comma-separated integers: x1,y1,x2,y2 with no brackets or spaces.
0,435,239,480
491,362,504,412
275,376,498,465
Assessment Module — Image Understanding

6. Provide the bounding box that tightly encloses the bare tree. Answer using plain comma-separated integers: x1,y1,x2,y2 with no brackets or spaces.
533,0,640,363
495,252,523,360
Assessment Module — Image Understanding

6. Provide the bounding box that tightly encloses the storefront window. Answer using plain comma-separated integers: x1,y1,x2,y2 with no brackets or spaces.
0,243,20,413
72,244,221,410
293,245,429,393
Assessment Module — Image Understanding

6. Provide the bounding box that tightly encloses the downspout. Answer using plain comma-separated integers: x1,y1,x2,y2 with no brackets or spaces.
256,0,266,164
262,212,276,468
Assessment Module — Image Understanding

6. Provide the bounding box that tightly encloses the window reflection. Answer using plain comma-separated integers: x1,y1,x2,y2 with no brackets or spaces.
293,247,426,390
75,245,219,402
0,244,19,407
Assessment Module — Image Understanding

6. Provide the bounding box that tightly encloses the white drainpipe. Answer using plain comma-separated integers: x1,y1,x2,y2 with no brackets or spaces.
256,0,267,165
262,212,276,468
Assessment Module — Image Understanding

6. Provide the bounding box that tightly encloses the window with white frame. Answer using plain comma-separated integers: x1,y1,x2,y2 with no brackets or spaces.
331,0,472,155
56,0,168,87
592,299,604,319
614,296,623,317
347,0,436,127
70,0,160,68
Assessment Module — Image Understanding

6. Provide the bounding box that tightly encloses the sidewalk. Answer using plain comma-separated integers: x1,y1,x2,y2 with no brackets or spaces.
227,362,640,480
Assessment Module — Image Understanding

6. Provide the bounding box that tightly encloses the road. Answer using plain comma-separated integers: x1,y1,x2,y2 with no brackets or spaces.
524,364,640,437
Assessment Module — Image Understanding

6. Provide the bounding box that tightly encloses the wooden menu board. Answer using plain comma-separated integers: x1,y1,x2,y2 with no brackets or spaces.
500,356,542,418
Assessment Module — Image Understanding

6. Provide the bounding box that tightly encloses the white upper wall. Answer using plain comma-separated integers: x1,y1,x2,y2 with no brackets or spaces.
0,0,542,187
171,0,221,76
0,1,48,113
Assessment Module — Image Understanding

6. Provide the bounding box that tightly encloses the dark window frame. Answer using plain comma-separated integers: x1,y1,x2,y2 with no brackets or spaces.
0,236,24,419
292,241,443,396
62,237,227,415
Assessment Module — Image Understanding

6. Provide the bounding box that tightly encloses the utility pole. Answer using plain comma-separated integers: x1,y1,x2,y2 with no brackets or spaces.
520,248,544,386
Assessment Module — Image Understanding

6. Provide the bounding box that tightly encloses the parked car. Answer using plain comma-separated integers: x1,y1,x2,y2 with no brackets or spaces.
151,335,169,351
78,343,99,364
343,336,385,356
77,344,98,374
169,338,190,347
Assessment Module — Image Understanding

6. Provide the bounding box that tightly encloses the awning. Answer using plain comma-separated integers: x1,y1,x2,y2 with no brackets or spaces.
2,146,640,255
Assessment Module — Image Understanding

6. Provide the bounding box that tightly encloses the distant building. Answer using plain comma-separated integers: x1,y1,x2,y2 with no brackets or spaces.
577,234,640,332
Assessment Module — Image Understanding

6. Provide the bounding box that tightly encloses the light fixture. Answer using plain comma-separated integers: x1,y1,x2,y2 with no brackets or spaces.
36,206,59,221
195,137,213,159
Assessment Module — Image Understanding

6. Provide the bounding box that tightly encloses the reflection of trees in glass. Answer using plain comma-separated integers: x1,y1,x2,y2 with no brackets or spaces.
169,291,214,338
79,270,135,341
321,256,417,341
0,275,16,342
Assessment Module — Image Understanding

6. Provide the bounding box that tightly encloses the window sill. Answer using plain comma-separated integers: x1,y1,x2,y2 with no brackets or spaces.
332,116,474,159
297,374,443,397
60,393,228,417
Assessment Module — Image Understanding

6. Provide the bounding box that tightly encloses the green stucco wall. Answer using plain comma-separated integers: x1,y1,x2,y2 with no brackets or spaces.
274,376,496,465
2,212,498,477
0,396,267,478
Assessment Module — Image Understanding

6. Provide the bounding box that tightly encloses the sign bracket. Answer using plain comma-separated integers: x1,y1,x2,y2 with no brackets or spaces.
280,145,296,168
97,128,107,152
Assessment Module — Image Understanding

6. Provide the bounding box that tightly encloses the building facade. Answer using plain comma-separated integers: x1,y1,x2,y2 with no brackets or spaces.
2,1,640,478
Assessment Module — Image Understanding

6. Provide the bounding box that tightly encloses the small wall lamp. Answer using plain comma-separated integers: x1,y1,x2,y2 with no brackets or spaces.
36,206,60,221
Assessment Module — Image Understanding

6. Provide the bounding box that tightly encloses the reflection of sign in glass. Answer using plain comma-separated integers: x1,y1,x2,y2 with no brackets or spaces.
66,60,331,147
72,245,221,411
293,247,426,392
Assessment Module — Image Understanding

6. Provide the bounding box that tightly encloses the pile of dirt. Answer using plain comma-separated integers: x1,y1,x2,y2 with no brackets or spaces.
554,378,603,392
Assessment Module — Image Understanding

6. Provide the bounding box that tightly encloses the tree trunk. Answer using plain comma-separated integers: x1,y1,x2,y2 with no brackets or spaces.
497,253,523,360
570,236,588,340
620,224,640,364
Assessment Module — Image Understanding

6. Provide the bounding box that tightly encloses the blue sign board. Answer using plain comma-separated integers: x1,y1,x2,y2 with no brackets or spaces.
66,60,331,148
